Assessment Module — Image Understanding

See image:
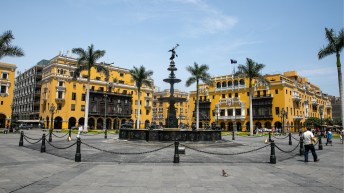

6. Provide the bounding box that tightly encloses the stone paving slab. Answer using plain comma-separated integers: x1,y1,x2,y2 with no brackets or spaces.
0,130,343,193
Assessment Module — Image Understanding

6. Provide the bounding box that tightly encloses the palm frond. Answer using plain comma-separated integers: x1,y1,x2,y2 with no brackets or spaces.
185,77,196,87
318,46,335,59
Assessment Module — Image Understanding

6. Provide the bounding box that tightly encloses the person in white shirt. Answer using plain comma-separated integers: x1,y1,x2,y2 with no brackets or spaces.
302,127,319,162
77,125,83,138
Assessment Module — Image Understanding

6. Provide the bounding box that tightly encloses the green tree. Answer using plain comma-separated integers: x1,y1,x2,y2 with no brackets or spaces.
0,30,24,59
185,62,212,130
129,65,153,129
318,28,344,128
236,58,266,136
304,117,321,128
72,44,108,131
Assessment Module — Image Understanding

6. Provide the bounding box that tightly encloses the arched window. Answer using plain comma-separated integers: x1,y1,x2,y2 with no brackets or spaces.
216,82,221,88
239,79,245,85
228,81,233,87
234,80,239,86
222,82,227,88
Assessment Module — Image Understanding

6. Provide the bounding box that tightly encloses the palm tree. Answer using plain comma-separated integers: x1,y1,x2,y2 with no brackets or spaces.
236,58,265,136
72,44,108,131
318,28,344,128
185,62,212,130
0,30,24,59
129,65,153,129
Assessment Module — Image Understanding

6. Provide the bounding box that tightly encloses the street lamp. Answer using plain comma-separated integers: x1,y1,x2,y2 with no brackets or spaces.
49,104,56,142
104,94,108,139
233,107,236,140
319,105,324,150
215,104,219,127
280,108,288,134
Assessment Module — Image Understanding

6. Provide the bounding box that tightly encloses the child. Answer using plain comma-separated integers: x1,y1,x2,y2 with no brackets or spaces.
326,129,333,146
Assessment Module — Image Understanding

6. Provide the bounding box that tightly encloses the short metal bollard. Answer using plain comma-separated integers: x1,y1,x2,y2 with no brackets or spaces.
104,129,107,139
270,140,276,164
299,136,304,156
318,135,323,150
75,137,81,162
41,134,46,153
268,131,271,142
49,129,53,142
68,129,72,141
289,133,292,145
19,131,24,146
173,140,179,163
232,131,235,140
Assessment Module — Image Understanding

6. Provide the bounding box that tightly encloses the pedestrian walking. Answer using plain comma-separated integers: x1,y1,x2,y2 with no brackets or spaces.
326,129,333,146
77,124,83,138
302,127,319,162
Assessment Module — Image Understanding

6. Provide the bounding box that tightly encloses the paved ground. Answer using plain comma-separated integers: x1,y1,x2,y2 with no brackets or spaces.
0,130,343,193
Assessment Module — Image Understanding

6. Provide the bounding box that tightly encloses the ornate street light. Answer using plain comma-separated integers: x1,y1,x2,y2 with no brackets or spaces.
49,104,56,142
319,105,324,150
280,108,288,134
104,93,108,139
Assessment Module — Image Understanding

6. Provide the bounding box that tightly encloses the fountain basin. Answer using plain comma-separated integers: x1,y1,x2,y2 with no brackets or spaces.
119,128,222,141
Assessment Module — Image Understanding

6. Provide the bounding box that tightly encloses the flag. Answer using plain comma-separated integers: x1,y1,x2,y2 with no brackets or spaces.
230,59,237,64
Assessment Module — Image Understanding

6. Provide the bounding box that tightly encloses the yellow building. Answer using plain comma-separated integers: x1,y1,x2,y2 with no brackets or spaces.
39,54,154,130
152,89,190,127
188,71,332,132
0,62,16,128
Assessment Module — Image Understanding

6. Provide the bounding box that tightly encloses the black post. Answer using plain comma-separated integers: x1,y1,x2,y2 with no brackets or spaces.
232,129,235,140
268,131,271,142
104,129,107,139
299,136,304,156
318,135,323,150
75,137,81,162
40,134,46,153
19,131,24,146
49,129,52,142
288,133,292,145
173,140,179,163
270,140,276,164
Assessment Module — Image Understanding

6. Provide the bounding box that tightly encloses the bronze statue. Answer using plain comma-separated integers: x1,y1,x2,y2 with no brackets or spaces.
168,44,179,60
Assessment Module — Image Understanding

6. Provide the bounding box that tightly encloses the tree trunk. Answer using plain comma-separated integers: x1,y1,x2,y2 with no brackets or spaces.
136,91,141,129
336,53,343,128
249,86,253,136
196,80,199,130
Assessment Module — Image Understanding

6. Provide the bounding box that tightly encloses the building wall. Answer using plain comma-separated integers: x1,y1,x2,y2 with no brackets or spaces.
153,89,189,127
0,62,16,128
39,55,154,129
188,71,332,132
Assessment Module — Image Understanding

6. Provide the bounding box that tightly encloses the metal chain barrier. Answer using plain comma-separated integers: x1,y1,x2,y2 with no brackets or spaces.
291,135,300,141
52,132,69,138
81,132,104,136
81,141,174,155
23,136,42,144
45,139,77,150
272,134,289,139
180,143,270,156
275,142,300,153
23,135,41,141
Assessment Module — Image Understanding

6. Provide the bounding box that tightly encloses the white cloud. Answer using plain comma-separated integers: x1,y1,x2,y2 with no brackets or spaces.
298,67,336,77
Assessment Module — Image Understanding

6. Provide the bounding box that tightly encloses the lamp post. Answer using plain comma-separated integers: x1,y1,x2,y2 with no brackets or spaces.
104,94,108,139
319,106,324,150
280,108,288,134
49,104,56,142
215,104,219,127
233,108,236,140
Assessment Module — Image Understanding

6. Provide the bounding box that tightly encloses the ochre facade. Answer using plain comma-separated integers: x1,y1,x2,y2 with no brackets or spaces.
39,55,154,130
188,71,332,132
0,62,16,128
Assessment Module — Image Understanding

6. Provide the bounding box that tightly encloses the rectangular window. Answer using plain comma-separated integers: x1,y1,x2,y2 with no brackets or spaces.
146,110,149,115
57,104,62,110
58,81,63,86
71,104,75,111
2,72,8,79
220,109,225,116
222,94,225,98
263,90,266,96
82,94,85,101
72,93,76,100
228,93,232,98
275,107,280,115
275,89,278,94
0,86,6,93
120,72,124,77
81,105,85,111
227,109,233,116
247,92,249,96
96,77,101,80
235,93,238,97
57,91,63,99
0,101,3,105
73,83,76,89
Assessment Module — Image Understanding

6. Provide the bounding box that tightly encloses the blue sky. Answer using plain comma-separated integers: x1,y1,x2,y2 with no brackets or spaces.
1,0,343,96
